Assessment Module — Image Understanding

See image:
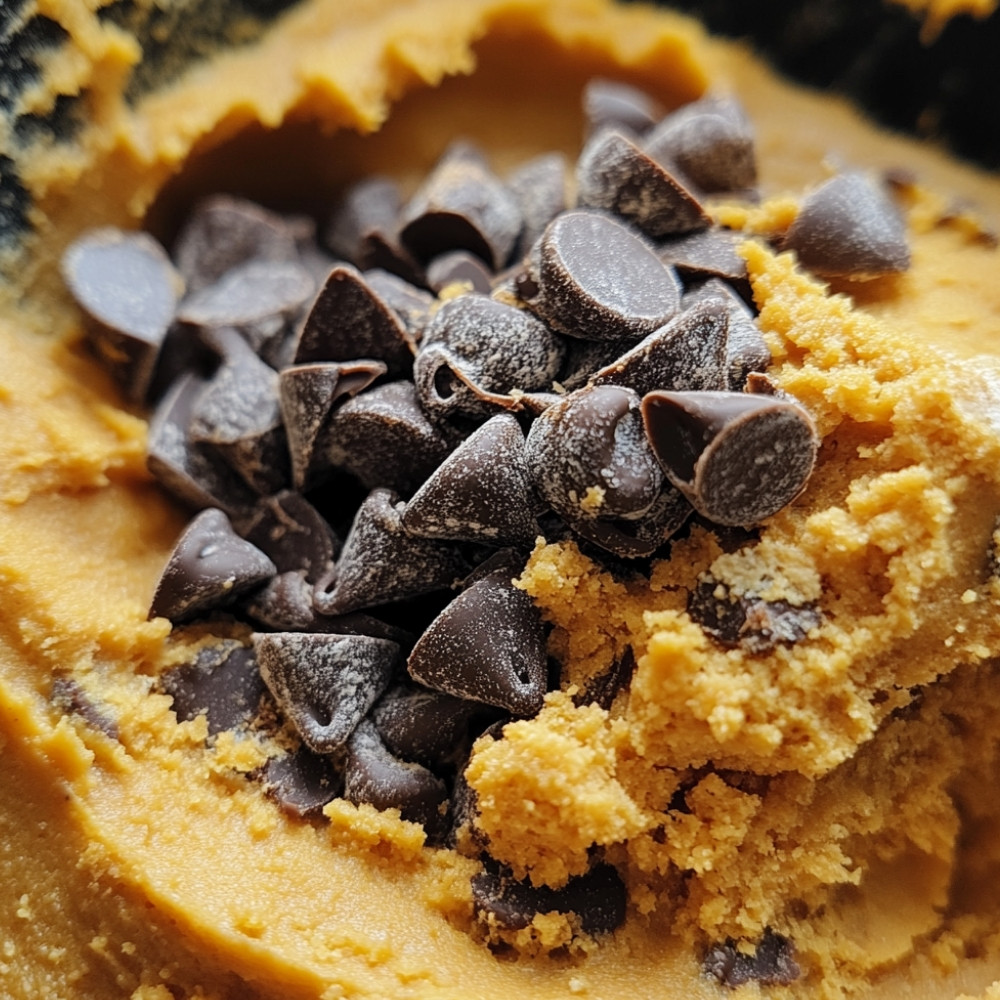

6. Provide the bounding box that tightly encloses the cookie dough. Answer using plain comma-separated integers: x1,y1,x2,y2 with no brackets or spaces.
2,2,1000,999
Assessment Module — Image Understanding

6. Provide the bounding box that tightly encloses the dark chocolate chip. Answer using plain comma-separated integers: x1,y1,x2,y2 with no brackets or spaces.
645,96,757,194
317,487,469,615
261,744,343,819
293,266,416,376
401,413,539,547
344,718,451,841
172,194,301,294
642,390,819,526
61,227,183,402
51,676,120,740
583,78,664,138
243,569,318,630
407,568,548,717
372,685,482,768
324,380,459,495
703,929,800,988
524,210,682,341
254,631,398,753
558,334,644,392
426,250,493,295
575,647,636,711
472,860,627,937
159,640,266,734
278,359,387,489
399,142,522,270
688,578,822,654
576,130,711,238
324,176,402,265
782,172,910,278
593,298,730,397
657,227,749,285
150,508,276,622
506,152,568,259
362,269,435,345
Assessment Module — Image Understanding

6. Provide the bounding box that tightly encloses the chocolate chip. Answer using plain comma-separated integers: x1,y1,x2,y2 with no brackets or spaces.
703,929,800,988
261,744,343,818
642,390,819,526
254,631,398,753
593,298,730,397
399,142,522,270
472,860,627,936
506,152,568,259
150,508,276,622
324,176,402,265
316,487,469,615
645,96,757,194
782,172,911,278
426,250,493,295
688,578,822,653
558,334,643,392
173,194,301,294
657,227,749,285
575,647,636,711
524,210,682,341
576,130,711,238
51,676,120,740
61,227,183,403
324,380,459,495
372,685,482,768
243,569,318,630
407,568,548,717
159,640,266,734
278,359,387,489
583,78,663,138
344,718,451,841
362,269,435,345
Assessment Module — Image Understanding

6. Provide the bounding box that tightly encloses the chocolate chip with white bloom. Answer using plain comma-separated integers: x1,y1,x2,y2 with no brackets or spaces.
254,631,399,754
582,78,664,138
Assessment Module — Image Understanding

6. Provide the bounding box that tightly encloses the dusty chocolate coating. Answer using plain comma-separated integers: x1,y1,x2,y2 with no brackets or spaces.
576,129,711,238
703,929,800,988
506,152,568,260
262,744,343,819
150,507,276,622
657,227,749,285
362,269,435,343
426,250,493,295
254,631,399,753
783,171,910,278
324,176,402,265
582,78,664,138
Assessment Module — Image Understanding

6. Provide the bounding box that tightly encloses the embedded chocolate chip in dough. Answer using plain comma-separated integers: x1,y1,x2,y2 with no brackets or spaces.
524,210,682,341
61,227,183,403
641,390,819,526
317,488,469,615
407,568,548,717
582,78,664,138
401,413,539,548
261,745,344,819
426,250,493,295
254,631,399,754
51,676,120,741
506,152,568,259
576,130,711,238
343,718,451,842
575,647,636,711
150,508,277,622
471,860,627,936
278,359,387,490
372,686,483,768
593,298,730,397
782,172,911,278
703,929,801,988
324,176,403,265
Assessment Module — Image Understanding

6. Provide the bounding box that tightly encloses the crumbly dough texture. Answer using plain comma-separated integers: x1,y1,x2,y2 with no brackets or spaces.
3,1,1000,998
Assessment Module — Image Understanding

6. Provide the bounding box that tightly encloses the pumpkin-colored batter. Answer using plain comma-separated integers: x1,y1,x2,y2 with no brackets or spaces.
1,1,1000,998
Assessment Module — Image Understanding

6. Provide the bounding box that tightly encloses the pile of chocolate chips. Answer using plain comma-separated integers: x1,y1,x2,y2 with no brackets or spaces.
62,78,907,945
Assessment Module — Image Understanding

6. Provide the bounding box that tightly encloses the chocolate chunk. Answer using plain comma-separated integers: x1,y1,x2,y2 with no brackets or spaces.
324,380,459,495
362,269,435,344
344,718,450,841
293,266,416,376
688,578,822,654
577,129,711,238
472,860,627,936
61,228,183,403
414,295,565,422
558,334,643,392
325,176,402,265
173,195,301,294
583,78,663,138
261,745,343,818
407,568,548,717
150,508,276,622
426,250,493,295
645,96,757,194
782,172,911,278
317,488,469,615
147,372,260,516
641,390,819,526
399,142,522,270
506,152,568,259
51,676,119,740
526,384,664,524
401,413,539,547
238,490,340,583
254,631,399,753
278,359,387,489
372,685,482,768
189,328,289,495
593,298,730,397
524,210,682,341
657,227,749,285
159,640,266,734
703,929,800,988
575,647,636,711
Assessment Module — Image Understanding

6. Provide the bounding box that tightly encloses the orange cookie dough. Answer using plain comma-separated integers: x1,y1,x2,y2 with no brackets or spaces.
2,1,1000,999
